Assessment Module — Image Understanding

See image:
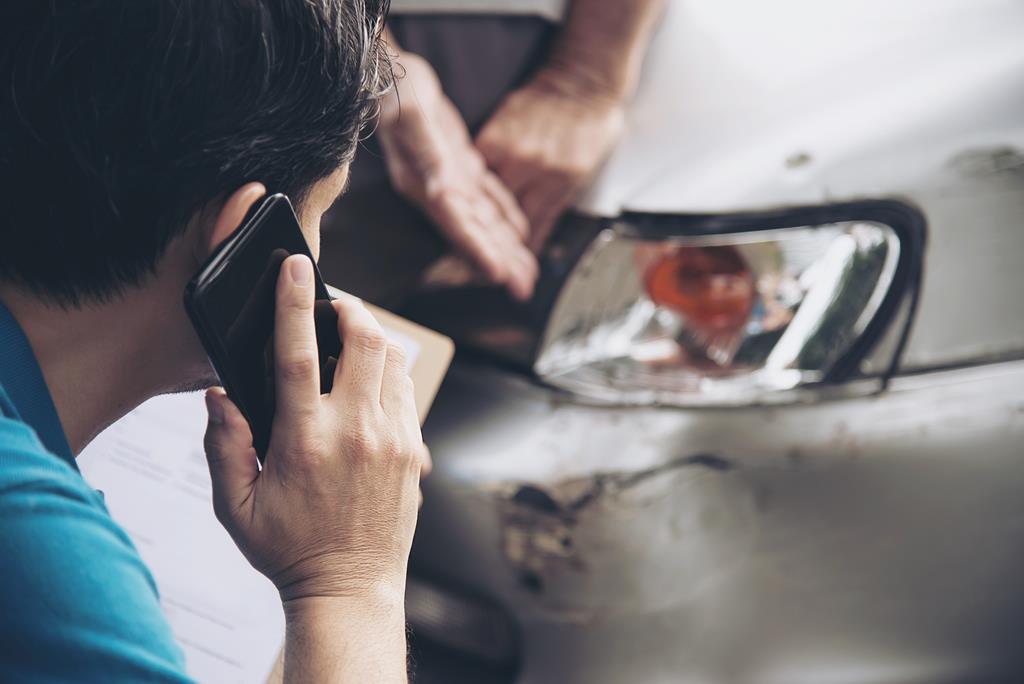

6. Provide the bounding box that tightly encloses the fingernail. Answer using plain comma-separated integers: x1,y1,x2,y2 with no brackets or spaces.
289,256,312,286
205,392,224,425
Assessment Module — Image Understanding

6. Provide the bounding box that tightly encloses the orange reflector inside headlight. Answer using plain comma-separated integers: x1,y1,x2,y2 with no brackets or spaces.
645,245,755,334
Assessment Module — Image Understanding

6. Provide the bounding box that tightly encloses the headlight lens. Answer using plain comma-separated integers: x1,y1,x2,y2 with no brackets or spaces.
534,221,901,405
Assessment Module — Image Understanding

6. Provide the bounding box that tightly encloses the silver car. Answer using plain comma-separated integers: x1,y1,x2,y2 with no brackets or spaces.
345,1,1024,681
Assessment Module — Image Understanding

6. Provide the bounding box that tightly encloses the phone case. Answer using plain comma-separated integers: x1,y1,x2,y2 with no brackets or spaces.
183,194,340,461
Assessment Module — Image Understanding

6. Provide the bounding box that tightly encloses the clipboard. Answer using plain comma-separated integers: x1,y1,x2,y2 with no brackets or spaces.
326,285,454,424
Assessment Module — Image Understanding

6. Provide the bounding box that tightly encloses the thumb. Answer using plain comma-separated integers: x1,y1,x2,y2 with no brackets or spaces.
203,388,259,524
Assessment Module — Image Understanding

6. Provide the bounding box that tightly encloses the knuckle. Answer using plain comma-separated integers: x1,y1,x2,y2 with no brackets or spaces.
289,430,329,461
274,431,325,474
278,354,317,383
344,421,381,457
350,328,388,354
203,430,235,463
402,440,425,470
385,343,407,368
285,285,314,310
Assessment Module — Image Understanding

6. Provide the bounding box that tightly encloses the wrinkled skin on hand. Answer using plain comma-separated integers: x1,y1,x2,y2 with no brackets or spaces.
203,256,428,603
475,67,626,252
377,52,538,301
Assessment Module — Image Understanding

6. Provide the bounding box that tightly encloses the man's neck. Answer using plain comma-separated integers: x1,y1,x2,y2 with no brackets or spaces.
0,283,201,455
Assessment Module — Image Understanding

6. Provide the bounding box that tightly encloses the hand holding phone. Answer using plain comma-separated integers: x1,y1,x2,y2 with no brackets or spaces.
202,256,424,681
184,194,340,460
188,192,427,682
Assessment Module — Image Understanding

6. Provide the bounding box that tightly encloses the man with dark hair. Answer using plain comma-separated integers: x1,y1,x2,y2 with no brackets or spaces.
0,1,425,681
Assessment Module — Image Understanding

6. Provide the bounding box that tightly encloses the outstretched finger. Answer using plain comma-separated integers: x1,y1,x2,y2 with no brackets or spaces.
273,255,321,428
481,171,529,240
432,193,508,286
331,295,388,408
485,216,538,301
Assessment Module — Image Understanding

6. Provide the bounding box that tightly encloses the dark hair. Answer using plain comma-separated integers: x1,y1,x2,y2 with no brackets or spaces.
0,0,390,305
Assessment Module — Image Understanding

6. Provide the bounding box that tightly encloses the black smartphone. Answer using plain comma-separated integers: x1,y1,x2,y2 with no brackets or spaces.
184,193,341,462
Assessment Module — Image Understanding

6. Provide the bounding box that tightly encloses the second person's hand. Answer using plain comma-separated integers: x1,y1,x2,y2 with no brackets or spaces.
475,66,626,253
378,51,538,301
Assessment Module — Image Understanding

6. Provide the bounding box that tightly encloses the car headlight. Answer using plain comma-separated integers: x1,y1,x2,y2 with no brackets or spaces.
533,203,924,406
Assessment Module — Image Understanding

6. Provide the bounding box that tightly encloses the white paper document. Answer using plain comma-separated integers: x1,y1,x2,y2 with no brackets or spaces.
79,392,284,684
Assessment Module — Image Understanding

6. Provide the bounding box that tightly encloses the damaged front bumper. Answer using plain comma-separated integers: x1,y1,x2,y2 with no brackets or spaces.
409,358,1024,684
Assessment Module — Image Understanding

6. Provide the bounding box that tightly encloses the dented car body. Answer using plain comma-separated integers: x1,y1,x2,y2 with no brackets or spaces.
394,1,1024,681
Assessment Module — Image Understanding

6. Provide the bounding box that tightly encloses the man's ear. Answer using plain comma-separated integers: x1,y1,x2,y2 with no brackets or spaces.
204,182,267,256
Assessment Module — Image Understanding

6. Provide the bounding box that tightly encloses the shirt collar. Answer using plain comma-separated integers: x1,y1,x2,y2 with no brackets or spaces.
0,300,75,465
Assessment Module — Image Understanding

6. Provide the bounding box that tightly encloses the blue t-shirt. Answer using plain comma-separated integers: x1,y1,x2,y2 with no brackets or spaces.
0,303,192,682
